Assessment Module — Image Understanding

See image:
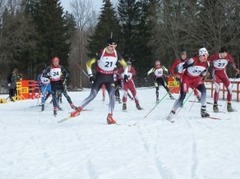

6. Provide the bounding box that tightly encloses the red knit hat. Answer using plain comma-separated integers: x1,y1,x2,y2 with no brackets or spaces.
52,57,60,63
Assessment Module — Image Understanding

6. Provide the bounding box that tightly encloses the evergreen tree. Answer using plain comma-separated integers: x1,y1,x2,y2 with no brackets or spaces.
135,0,155,74
26,0,71,68
87,0,121,57
118,0,140,59
0,2,37,78
118,0,155,85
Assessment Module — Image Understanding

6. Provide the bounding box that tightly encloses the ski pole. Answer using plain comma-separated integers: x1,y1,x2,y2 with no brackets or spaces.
188,89,198,112
127,92,133,100
176,89,194,114
74,62,89,78
144,91,169,118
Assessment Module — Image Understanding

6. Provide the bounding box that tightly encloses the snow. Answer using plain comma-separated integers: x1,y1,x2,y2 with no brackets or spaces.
0,87,240,179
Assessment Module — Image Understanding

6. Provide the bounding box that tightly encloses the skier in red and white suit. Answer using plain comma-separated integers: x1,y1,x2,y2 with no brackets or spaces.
167,47,210,122
117,61,143,111
170,50,201,101
209,46,239,112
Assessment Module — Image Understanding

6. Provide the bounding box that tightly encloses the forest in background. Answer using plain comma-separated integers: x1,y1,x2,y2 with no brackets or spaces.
0,0,240,91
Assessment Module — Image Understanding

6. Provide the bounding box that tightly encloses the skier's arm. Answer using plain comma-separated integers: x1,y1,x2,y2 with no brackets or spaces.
228,55,239,75
118,58,128,75
61,66,68,78
182,58,194,69
170,60,178,76
86,58,97,76
162,66,169,73
43,66,51,78
147,68,154,76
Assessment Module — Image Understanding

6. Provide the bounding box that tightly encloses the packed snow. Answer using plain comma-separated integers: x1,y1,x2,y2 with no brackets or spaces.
0,87,240,179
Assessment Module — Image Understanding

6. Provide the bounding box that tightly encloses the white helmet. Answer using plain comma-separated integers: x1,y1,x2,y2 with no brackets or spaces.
198,47,208,56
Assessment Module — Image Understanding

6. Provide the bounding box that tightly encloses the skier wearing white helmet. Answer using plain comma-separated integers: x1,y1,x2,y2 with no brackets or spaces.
166,47,210,122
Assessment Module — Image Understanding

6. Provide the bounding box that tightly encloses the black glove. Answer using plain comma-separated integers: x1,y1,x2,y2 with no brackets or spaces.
183,58,194,69
124,74,128,82
89,75,94,84
45,72,51,78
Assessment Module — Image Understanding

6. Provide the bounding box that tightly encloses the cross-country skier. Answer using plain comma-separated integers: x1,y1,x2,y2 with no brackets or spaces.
70,38,128,124
170,50,201,102
118,61,143,111
209,46,239,112
147,60,175,103
7,68,22,101
37,69,52,111
44,57,77,116
167,47,210,122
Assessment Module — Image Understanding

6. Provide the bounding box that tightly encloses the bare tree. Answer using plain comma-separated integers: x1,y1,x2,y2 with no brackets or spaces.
68,0,97,89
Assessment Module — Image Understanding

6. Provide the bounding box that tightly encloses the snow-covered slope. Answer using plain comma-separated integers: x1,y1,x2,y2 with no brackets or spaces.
0,87,239,179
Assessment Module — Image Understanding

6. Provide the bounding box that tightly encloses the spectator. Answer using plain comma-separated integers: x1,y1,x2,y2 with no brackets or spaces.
7,68,22,101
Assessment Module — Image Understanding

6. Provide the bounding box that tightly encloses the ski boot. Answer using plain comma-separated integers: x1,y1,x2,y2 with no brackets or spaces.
213,103,219,113
227,103,235,112
70,107,82,117
53,107,57,116
41,104,45,111
156,98,159,103
166,110,175,123
169,94,175,100
10,97,16,102
107,113,116,124
117,97,121,104
136,104,143,110
70,103,78,110
122,103,127,111
180,102,184,108
201,106,210,118
197,96,201,102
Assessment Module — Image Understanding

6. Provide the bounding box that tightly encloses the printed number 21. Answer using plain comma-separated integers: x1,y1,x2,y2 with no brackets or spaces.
105,61,113,68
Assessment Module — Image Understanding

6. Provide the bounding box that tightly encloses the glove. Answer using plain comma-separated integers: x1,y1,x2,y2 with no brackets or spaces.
8,83,11,87
89,75,94,84
124,74,128,82
63,79,67,85
162,66,168,72
46,73,51,78
183,58,194,69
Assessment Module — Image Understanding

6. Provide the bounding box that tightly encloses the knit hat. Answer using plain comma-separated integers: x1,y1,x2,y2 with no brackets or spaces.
52,57,60,63
107,38,117,45
219,46,228,53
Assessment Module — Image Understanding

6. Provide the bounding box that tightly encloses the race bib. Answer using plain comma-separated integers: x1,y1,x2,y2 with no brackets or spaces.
154,68,163,77
50,68,61,81
213,59,228,70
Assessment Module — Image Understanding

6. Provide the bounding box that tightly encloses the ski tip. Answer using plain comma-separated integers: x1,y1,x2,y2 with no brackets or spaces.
165,117,175,123
57,116,72,123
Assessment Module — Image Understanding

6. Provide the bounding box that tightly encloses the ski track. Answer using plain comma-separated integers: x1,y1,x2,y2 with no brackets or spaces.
137,122,174,179
184,118,199,179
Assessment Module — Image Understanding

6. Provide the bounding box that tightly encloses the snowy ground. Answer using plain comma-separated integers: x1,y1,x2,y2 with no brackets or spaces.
0,87,240,179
